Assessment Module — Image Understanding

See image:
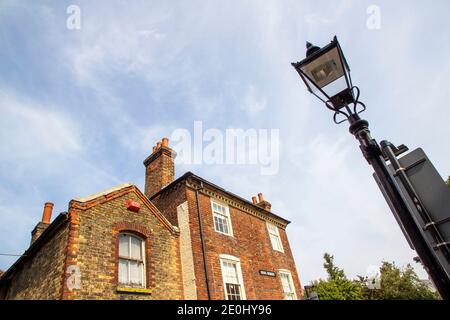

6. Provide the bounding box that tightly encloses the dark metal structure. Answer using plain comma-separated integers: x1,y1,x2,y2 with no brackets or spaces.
291,36,450,299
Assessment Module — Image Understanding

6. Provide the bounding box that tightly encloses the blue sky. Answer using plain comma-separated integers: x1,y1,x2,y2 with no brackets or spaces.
1,0,450,284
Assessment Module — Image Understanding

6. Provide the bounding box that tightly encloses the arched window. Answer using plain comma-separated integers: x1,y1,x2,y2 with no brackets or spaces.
118,233,145,287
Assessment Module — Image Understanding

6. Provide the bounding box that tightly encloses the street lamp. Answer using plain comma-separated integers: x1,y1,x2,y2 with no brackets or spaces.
291,36,450,299
294,37,354,109
292,36,365,124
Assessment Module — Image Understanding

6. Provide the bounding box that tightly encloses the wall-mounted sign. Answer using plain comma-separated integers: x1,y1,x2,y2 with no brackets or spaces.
259,270,276,277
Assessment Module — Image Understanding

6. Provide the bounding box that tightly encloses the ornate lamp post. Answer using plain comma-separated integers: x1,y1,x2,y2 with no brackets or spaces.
291,36,450,299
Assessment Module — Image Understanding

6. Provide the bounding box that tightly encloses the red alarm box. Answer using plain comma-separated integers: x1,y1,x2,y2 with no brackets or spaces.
126,199,141,213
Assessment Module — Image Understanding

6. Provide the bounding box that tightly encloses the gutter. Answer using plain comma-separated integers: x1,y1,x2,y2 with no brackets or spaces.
194,181,212,300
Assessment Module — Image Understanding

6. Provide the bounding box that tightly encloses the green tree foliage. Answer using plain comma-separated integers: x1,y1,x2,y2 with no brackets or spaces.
446,176,450,187
312,253,364,300
309,254,440,300
359,262,440,300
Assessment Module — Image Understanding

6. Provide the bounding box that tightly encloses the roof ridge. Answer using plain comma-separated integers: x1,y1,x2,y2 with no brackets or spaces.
72,182,134,202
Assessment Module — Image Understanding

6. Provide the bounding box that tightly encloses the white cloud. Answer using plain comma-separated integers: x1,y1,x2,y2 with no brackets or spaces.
305,13,332,26
0,88,82,161
138,29,166,39
0,87,122,205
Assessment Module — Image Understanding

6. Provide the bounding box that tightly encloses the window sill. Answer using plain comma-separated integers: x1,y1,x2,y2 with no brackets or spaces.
214,230,234,238
116,286,152,295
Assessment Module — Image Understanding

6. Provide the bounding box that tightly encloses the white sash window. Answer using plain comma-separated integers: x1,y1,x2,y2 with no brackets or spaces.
118,233,145,287
267,223,284,252
279,270,297,300
220,255,246,300
212,200,233,236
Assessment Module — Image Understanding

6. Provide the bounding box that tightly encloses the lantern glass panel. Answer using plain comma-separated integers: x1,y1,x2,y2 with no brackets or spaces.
300,47,346,96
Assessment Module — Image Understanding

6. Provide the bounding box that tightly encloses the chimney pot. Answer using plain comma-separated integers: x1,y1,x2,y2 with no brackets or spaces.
152,146,157,152
41,202,54,224
156,142,162,149
257,193,264,202
252,196,257,204
162,137,169,147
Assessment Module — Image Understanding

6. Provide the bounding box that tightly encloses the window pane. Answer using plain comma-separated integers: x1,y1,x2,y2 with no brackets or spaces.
270,234,281,251
226,283,242,300
129,261,142,286
130,236,142,260
213,202,227,215
119,234,129,257
285,293,295,300
280,273,295,300
277,237,283,250
222,261,239,284
214,215,229,235
214,216,222,233
118,259,128,284
222,222,229,234
268,224,276,234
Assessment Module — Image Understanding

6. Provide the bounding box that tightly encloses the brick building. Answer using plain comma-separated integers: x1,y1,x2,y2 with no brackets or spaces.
0,138,302,300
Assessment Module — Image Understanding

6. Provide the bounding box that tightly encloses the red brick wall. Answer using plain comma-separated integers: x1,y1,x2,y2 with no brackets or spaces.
184,187,302,300
151,182,186,227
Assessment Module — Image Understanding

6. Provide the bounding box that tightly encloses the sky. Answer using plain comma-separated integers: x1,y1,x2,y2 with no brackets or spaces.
1,0,450,285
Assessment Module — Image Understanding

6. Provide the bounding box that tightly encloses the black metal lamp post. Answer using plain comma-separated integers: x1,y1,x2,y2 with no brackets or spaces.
291,36,450,299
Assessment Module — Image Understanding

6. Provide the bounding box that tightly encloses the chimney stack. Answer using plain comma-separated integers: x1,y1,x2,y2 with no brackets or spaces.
143,137,177,198
31,202,54,245
255,193,272,211
251,196,257,204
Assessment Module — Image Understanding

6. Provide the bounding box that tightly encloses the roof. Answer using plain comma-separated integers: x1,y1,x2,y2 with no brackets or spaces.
73,182,134,202
151,171,291,226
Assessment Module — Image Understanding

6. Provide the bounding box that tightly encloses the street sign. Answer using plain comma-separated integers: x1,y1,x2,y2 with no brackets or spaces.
384,148,450,280
390,148,450,248
259,270,276,277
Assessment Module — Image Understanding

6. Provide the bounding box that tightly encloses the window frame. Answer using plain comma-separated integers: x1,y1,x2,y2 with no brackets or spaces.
211,199,234,237
267,222,284,253
219,254,246,300
279,269,297,300
118,232,146,288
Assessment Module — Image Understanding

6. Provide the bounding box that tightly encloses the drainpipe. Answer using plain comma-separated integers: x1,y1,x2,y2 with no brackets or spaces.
194,181,212,300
